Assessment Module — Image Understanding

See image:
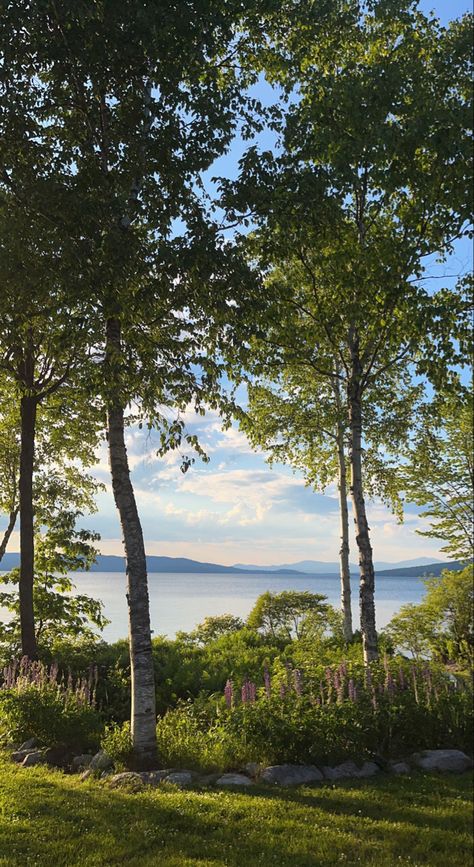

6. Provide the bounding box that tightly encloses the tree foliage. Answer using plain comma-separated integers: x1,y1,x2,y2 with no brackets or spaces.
400,393,474,562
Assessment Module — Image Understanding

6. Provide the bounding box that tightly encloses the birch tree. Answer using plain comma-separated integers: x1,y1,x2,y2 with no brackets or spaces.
221,1,473,662
1,0,264,765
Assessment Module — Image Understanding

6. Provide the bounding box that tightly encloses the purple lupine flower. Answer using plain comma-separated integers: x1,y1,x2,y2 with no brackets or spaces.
348,678,356,702
263,665,271,699
279,682,287,699
224,679,233,709
241,679,256,704
293,669,303,696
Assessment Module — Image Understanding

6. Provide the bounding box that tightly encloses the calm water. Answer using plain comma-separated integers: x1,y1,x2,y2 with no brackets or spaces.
57,571,426,642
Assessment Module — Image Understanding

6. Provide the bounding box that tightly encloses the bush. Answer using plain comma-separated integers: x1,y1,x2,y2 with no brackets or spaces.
156,702,235,772
0,658,102,750
154,659,473,772
101,721,133,769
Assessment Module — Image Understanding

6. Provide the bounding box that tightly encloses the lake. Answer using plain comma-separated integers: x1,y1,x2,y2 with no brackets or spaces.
59,571,426,642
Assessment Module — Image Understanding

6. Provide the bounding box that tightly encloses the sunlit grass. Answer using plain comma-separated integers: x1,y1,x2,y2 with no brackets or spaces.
0,754,472,866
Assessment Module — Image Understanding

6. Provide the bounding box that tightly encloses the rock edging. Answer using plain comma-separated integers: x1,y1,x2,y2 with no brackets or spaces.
9,744,473,789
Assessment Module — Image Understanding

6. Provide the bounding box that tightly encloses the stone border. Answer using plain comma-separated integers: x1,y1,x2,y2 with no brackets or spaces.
9,744,473,789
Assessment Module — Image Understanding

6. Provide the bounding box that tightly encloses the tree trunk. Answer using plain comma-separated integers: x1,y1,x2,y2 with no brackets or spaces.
333,374,352,642
19,394,38,659
336,424,352,642
105,316,157,769
348,340,378,663
0,507,19,564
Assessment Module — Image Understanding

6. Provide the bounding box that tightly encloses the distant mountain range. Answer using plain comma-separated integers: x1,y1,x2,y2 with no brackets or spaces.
233,556,445,573
0,552,463,578
0,553,302,576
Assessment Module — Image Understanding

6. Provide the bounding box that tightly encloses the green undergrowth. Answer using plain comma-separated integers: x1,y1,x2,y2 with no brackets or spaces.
0,754,472,866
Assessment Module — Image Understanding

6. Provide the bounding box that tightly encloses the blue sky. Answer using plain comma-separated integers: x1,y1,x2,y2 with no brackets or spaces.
3,0,471,567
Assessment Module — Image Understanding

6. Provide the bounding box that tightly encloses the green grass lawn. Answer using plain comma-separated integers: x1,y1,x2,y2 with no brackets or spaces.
0,756,472,867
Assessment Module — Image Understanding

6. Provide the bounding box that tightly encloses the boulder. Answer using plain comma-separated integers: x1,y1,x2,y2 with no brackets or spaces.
216,773,254,787
89,750,114,772
140,769,173,786
243,762,261,779
196,773,220,787
163,771,193,787
356,761,381,778
12,749,37,764
18,738,40,752
22,750,47,767
411,750,473,773
43,745,73,769
108,772,144,792
260,764,323,786
322,761,360,780
322,761,380,780
388,761,410,775
72,754,94,771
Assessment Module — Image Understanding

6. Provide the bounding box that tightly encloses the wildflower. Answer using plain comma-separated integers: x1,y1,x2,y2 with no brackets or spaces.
241,679,256,704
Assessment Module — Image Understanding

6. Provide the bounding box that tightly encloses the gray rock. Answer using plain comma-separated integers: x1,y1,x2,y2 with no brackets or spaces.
89,750,114,772
43,746,73,768
216,773,254,787
196,773,220,787
140,769,173,786
322,761,361,780
18,738,40,752
389,761,411,775
356,761,381,778
163,771,193,787
72,754,94,771
12,749,37,764
260,764,323,786
108,772,144,792
22,750,47,767
411,750,473,773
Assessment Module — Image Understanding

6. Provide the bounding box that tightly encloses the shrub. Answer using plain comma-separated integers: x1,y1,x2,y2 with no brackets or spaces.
0,657,102,750
101,721,133,769
156,702,235,772
154,658,473,772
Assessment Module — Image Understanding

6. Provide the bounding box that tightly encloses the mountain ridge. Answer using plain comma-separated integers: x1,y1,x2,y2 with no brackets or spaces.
0,553,461,578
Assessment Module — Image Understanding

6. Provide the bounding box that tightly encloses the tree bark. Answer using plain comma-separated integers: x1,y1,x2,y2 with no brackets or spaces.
19,394,38,659
0,507,19,564
105,316,157,769
333,375,352,642
348,338,378,663
336,423,352,642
